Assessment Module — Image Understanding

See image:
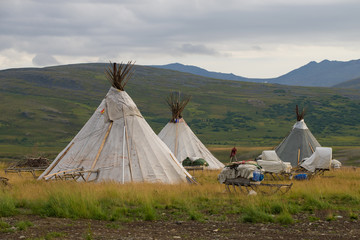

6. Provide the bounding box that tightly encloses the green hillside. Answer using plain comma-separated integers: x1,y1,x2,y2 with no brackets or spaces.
1,63,360,161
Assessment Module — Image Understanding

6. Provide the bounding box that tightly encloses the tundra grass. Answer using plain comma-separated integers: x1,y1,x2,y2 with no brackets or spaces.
0,169,359,223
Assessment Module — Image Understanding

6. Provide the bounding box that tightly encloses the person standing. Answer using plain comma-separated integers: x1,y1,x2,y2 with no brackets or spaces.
230,146,237,162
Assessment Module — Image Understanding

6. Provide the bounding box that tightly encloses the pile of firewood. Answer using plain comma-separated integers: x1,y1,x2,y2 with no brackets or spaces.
13,157,51,168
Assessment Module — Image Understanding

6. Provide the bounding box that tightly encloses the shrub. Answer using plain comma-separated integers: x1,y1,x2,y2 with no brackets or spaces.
15,220,33,231
0,195,17,217
241,206,274,223
275,212,294,225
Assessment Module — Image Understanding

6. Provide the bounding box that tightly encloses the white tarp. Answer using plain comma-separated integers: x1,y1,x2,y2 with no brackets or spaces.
331,159,342,169
300,147,332,172
39,87,192,184
218,162,260,184
261,150,282,161
257,150,292,173
158,119,224,170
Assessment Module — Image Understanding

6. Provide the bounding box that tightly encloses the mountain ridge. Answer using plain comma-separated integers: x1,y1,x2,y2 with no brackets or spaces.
151,59,360,87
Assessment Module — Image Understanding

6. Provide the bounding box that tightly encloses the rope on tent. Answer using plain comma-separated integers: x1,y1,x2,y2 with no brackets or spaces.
41,142,75,179
86,121,113,181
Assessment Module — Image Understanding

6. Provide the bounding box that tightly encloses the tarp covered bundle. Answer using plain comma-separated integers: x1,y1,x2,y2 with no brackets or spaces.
275,119,321,166
39,87,192,184
218,161,262,184
182,157,209,167
300,147,332,172
158,118,224,170
257,150,292,173
331,159,342,169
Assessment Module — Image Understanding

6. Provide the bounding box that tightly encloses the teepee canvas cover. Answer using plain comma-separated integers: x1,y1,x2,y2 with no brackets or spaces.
158,93,224,170
39,63,193,184
275,106,321,166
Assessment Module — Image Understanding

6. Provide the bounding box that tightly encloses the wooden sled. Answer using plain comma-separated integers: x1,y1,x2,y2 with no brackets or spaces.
44,167,100,182
5,157,50,178
263,168,330,181
223,177,293,195
292,168,330,180
263,171,293,181
5,167,47,178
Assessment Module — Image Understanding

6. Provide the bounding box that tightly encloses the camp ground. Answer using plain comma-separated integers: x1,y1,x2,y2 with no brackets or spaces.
158,92,225,170
248,105,336,181
2,61,359,240
275,105,321,167
38,62,195,184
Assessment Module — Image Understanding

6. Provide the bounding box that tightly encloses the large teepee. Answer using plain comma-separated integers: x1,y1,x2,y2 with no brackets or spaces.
158,92,225,170
39,62,194,184
275,105,321,167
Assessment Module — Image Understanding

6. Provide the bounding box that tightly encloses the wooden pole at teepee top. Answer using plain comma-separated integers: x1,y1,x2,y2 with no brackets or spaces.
86,121,113,181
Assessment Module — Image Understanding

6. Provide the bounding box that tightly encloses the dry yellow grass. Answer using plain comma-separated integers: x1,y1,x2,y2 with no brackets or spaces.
0,168,359,222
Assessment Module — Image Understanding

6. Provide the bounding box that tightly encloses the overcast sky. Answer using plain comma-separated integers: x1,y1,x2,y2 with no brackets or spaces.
1,0,360,78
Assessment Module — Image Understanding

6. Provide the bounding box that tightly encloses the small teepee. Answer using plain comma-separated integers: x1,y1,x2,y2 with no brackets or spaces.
158,92,225,170
39,62,194,184
275,105,321,167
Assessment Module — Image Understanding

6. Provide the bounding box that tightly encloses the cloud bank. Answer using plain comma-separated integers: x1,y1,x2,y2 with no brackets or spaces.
1,0,359,77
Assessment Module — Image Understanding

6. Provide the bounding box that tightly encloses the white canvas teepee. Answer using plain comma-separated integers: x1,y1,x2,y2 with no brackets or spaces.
158,93,224,170
275,106,321,167
39,63,193,184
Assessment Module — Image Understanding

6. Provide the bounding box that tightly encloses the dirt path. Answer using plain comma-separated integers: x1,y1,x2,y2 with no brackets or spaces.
0,215,359,240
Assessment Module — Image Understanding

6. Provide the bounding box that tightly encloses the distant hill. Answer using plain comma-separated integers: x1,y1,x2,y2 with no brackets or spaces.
274,59,360,87
2,63,360,161
152,59,360,87
151,63,261,82
333,76,360,89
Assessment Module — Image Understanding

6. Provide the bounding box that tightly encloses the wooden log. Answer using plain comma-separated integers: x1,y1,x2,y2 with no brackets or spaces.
44,167,83,179
123,106,133,181
169,154,197,184
308,142,314,153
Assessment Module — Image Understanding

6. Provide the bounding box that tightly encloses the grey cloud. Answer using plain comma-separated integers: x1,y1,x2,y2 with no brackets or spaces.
1,0,360,71
32,54,59,66
178,44,220,56
251,46,263,51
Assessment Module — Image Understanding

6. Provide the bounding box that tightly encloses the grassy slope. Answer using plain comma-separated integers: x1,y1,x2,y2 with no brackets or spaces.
334,76,360,89
1,63,360,162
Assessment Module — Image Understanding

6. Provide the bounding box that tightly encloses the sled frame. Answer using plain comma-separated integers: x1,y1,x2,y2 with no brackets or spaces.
223,177,293,195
